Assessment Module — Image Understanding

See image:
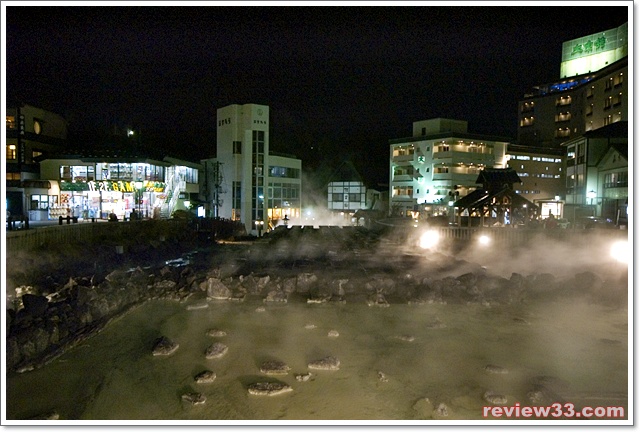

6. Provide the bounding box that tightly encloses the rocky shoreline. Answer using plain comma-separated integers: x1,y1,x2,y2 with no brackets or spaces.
5,227,627,373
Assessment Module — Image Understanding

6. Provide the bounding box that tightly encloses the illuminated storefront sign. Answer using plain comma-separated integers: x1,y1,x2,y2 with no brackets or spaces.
60,180,167,192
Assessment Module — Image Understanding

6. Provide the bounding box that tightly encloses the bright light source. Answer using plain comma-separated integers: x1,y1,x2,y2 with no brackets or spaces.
610,240,629,264
183,200,191,208
478,235,491,246
419,230,439,249
128,129,134,136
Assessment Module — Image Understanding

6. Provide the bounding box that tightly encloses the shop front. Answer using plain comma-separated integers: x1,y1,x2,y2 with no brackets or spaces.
56,180,167,220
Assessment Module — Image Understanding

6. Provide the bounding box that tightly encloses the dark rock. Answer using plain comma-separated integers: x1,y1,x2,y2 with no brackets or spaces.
152,336,179,356
21,294,49,318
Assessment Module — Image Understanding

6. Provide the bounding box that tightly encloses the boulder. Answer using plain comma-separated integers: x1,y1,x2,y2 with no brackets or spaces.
264,290,287,303
203,278,232,300
181,392,206,405
205,342,228,359
206,329,227,337
260,360,290,375
194,370,217,383
247,382,293,396
21,294,49,318
308,356,340,371
152,336,179,356
483,390,508,405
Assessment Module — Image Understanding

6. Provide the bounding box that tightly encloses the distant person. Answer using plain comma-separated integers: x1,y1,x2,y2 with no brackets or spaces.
544,214,558,229
130,208,137,220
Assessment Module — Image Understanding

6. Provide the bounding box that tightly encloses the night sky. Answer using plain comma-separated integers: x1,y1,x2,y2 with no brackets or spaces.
4,3,630,186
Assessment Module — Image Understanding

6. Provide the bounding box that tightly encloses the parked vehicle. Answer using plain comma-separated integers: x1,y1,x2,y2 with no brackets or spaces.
557,218,570,229
574,216,616,229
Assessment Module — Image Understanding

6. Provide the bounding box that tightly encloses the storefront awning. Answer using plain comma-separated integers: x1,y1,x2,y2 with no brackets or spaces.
21,180,51,189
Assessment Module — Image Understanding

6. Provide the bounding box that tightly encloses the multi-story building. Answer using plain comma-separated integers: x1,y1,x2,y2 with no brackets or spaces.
505,144,565,217
6,103,69,218
562,121,628,224
326,160,367,216
38,146,201,222
212,104,301,235
389,118,508,218
517,21,628,148
267,152,302,224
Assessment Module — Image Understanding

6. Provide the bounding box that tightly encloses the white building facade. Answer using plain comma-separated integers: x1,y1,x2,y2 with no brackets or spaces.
389,118,508,218
214,104,301,235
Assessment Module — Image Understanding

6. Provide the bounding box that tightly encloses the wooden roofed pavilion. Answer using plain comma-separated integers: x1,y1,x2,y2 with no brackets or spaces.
453,168,539,227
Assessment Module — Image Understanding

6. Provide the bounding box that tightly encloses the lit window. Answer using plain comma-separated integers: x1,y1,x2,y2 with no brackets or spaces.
6,144,16,160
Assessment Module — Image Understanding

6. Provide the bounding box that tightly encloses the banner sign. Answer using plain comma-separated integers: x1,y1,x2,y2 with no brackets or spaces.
60,180,167,192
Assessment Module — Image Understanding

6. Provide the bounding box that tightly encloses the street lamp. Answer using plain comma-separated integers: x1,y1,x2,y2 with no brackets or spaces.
587,190,596,206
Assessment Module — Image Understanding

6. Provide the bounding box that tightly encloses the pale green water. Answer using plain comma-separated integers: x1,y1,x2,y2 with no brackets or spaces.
6,297,628,421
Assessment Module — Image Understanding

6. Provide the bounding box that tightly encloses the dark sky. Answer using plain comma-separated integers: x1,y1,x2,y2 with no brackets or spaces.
4,4,630,185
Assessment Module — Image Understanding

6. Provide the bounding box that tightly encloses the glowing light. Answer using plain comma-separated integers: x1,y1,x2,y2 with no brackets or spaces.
419,230,439,250
610,240,629,264
478,235,491,246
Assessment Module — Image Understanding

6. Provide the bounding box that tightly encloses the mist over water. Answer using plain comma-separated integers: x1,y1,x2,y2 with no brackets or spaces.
5,226,629,422
6,297,627,421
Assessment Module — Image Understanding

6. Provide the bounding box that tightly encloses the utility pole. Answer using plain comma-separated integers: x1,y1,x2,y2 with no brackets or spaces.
210,161,224,218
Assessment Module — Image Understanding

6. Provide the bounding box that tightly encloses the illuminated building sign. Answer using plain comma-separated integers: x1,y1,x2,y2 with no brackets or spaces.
60,180,167,192
560,22,627,78
570,36,607,56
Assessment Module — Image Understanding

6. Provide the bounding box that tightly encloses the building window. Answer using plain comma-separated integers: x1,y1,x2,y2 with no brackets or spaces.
555,128,570,138
604,115,613,126
556,96,572,106
434,144,449,153
421,127,426,136
232,181,242,220
520,116,534,127
30,194,53,210
7,172,20,181
577,143,585,164
555,112,571,122
521,101,535,113
604,171,628,188
233,141,242,154
6,144,16,160
613,73,624,87
604,97,612,110
6,116,16,129
586,86,594,98
393,146,415,157
586,104,593,116
613,92,623,107
605,78,613,91
392,186,413,198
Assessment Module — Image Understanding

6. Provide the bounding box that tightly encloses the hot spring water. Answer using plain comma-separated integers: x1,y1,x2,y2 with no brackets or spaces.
5,295,628,421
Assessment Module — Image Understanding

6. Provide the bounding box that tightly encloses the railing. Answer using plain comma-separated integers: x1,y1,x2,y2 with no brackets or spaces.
427,226,628,248
6,219,189,254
